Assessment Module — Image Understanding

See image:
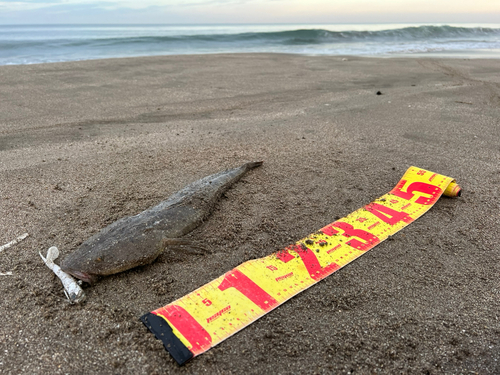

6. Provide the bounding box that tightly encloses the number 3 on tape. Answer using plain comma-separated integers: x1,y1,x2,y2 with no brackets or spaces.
141,166,461,365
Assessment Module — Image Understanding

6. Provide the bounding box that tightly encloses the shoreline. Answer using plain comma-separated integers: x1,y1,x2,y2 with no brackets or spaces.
1,48,500,68
0,53,499,374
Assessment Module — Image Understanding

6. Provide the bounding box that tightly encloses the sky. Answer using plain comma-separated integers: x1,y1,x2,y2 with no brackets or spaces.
0,0,499,24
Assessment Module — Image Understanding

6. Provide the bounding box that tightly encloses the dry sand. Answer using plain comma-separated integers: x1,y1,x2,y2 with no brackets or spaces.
0,54,499,374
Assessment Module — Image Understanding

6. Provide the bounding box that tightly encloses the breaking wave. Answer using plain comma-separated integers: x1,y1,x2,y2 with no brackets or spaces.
1,24,500,65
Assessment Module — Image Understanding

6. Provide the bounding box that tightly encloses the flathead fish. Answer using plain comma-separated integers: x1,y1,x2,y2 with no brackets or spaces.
61,161,262,283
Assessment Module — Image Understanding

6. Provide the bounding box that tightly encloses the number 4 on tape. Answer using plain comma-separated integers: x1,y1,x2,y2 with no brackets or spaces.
141,166,462,365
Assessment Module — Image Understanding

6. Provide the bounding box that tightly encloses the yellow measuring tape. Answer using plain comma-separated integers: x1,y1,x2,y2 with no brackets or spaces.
141,166,461,365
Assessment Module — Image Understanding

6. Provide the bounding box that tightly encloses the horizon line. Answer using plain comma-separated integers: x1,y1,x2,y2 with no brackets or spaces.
2,21,500,26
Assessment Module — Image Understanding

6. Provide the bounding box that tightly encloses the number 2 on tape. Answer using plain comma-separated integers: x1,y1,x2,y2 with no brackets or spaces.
141,166,461,365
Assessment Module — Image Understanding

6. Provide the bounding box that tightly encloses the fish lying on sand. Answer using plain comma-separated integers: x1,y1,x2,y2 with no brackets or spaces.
61,161,263,284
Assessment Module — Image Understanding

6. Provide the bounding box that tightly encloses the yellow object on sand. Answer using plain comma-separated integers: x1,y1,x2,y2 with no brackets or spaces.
141,166,461,365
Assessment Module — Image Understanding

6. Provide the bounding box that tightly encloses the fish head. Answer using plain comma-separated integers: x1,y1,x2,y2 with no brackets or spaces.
60,249,101,284
60,228,167,283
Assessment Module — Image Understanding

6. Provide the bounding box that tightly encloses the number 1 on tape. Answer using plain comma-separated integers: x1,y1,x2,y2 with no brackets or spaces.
141,166,461,365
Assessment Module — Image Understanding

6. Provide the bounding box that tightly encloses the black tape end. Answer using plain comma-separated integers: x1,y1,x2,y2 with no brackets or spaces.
140,312,193,366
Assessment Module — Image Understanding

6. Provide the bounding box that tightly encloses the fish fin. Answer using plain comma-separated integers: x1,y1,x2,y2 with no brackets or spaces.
162,238,210,256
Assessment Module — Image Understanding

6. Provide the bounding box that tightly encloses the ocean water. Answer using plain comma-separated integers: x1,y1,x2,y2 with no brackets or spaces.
1,23,500,65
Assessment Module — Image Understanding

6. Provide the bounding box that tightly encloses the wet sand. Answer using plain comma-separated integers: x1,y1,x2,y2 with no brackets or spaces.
0,54,499,374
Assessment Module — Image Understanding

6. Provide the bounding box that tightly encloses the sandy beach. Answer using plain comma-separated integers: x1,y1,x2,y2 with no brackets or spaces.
0,53,499,374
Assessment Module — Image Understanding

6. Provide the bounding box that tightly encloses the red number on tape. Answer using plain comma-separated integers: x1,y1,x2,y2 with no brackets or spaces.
218,269,278,311
154,305,212,355
321,222,380,251
280,245,340,281
390,180,443,205
276,250,295,263
365,203,413,226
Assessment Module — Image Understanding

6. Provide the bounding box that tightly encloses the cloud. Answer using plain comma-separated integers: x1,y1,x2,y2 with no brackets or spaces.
0,0,163,12
0,2,52,11
0,0,259,12
0,0,240,11
0,0,276,23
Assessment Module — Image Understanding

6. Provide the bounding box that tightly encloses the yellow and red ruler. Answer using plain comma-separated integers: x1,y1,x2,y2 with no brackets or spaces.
141,166,461,365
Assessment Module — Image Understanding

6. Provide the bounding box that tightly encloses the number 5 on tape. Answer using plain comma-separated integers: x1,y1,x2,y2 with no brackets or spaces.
141,166,461,365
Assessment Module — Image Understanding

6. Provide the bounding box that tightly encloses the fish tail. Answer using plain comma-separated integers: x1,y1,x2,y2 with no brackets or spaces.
244,161,263,170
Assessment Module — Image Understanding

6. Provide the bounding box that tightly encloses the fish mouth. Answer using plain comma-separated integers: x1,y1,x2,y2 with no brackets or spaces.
65,269,96,285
